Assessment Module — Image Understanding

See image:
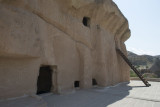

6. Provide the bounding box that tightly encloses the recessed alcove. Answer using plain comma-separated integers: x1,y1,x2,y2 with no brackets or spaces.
82,17,91,27
37,66,52,95
74,81,80,88
92,78,97,86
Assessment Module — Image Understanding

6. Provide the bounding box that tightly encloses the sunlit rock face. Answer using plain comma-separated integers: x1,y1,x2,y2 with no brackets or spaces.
0,0,130,99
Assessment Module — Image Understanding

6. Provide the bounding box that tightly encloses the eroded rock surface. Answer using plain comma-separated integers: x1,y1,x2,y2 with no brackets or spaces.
0,0,130,99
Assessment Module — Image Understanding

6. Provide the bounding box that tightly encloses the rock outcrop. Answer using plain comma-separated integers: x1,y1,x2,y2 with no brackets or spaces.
0,0,130,99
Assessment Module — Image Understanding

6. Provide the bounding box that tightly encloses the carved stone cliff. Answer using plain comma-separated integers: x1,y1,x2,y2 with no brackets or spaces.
0,0,130,99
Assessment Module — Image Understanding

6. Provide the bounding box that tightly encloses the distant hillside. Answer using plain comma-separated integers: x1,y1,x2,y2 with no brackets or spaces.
150,59,160,76
127,51,160,78
127,51,157,68
127,51,137,56
155,55,160,59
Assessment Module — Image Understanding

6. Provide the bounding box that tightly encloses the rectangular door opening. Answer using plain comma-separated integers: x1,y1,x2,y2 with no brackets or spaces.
92,78,97,86
74,81,80,88
37,66,52,95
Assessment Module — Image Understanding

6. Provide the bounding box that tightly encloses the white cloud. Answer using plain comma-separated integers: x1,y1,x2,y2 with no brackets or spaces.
126,46,156,56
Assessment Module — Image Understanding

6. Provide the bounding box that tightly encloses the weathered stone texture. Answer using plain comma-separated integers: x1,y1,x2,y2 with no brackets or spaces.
0,0,130,99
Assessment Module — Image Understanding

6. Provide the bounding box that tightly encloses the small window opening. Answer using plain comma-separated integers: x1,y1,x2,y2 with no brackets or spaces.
83,17,90,27
92,79,97,86
74,81,80,88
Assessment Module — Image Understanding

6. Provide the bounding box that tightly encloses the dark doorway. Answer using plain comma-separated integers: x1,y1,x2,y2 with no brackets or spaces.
37,66,52,94
82,17,90,27
74,81,80,88
92,79,97,86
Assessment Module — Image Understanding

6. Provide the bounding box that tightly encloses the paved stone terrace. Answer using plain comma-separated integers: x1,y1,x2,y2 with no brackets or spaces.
1,80,160,107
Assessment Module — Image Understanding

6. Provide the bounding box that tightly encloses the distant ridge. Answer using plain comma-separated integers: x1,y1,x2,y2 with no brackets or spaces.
127,51,157,67
150,58,160,76
128,51,160,77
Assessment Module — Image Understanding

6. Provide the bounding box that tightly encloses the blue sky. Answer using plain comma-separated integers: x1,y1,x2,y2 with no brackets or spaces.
113,0,160,56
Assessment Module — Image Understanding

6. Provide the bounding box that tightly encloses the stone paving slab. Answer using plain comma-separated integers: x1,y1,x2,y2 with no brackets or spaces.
42,80,160,107
0,95,47,107
1,80,160,107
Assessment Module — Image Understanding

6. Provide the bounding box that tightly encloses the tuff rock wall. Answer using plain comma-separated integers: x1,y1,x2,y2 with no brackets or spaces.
0,0,130,100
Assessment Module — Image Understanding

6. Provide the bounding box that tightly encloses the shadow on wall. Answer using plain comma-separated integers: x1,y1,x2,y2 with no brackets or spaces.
42,82,132,107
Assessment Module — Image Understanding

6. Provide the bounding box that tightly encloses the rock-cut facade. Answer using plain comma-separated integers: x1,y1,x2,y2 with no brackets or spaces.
0,0,130,99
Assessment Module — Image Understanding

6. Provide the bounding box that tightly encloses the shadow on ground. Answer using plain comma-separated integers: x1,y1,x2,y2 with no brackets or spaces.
42,82,132,107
